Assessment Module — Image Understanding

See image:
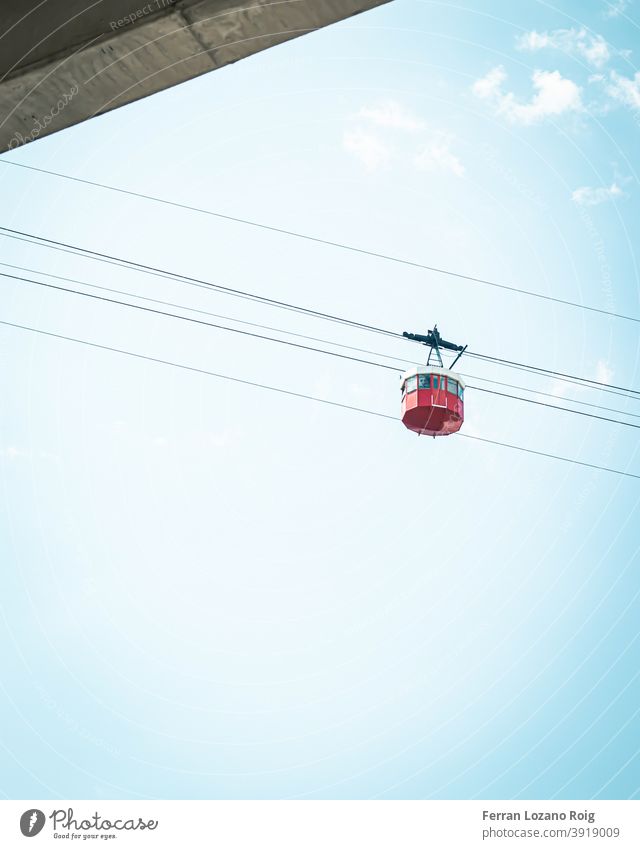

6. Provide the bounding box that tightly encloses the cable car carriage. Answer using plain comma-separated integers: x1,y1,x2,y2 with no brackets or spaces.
400,326,467,437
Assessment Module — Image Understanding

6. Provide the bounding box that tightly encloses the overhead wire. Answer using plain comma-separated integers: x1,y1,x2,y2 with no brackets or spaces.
0,269,401,373
464,350,640,398
0,225,396,338
461,354,640,404
1,224,640,401
2,159,640,326
4,259,640,423
3,268,640,432
0,316,637,480
0,260,406,367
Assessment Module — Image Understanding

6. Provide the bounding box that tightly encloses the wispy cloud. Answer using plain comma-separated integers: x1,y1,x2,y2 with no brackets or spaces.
516,28,611,68
550,360,614,397
343,128,390,171
415,132,465,177
356,101,425,131
344,99,464,177
472,65,507,100
0,445,25,459
473,66,583,125
607,70,640,109
595,359,614,384
603,0,629,18
460,420,486,440
572,182,625,205
209,429,237,449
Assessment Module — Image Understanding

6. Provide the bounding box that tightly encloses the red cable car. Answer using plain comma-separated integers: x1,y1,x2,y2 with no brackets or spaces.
401,367,465,436
400,325,467,437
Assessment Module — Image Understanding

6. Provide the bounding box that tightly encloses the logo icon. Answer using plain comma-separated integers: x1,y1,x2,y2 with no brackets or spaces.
20,810,45,837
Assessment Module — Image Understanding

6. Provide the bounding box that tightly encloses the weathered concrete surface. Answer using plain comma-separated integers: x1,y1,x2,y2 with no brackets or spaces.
0,0,390,153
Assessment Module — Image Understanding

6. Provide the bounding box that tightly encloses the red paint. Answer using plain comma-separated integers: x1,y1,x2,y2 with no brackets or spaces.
401,372,464,437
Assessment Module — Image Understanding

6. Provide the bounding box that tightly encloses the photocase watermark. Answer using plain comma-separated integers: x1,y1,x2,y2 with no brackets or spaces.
480,143,550,213
7,84,79,150
111,0,177,31
574,202,617,317
20,809,45,837
36,684,120,758
18,807,159,838
560,428,618,535
51,808,159,835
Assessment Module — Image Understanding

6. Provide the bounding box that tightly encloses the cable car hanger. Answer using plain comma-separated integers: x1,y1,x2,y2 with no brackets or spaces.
400,325,468,437
402,324,468,369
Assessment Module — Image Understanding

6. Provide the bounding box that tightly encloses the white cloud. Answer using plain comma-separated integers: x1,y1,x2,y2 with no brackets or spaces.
0,446,27,459
473,66,583,125
348,382,373,398
345,101,465,177
551,360,614,397
517,31,551,52
415,133,465,177
472,65,507,100
549,378,568,398
209,429,236,449
460,420,486,440
595,359,614,384
603,0,629,18
580,37,611,68
343,129,390,171
607,70,640,109
572,182,624,205
357,101,425,131
517,28,611,68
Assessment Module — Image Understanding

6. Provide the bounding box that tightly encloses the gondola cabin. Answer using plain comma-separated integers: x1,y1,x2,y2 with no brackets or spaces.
400,367,465,437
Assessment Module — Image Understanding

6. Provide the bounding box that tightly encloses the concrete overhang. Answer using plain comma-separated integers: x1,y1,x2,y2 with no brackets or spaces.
0,0,390,153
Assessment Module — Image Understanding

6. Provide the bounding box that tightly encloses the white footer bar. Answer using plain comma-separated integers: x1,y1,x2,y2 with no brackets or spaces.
1,800,639,848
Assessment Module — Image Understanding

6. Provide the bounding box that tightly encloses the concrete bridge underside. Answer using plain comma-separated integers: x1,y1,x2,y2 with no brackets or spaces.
0,0,390,152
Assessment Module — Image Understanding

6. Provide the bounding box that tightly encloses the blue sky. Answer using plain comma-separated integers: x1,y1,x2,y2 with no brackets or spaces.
1,0,640,800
